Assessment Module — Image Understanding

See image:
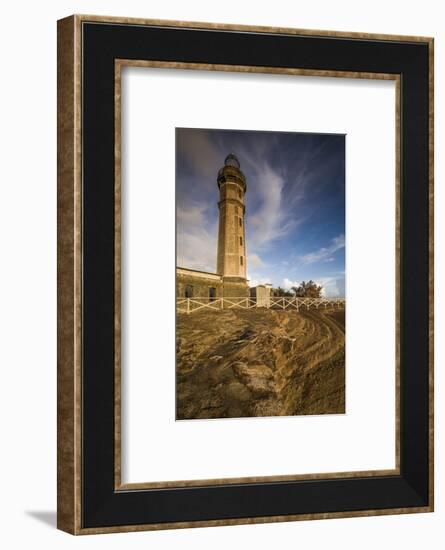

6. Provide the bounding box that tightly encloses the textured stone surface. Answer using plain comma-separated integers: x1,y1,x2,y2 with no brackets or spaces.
217,156,247,279
176,308,345,419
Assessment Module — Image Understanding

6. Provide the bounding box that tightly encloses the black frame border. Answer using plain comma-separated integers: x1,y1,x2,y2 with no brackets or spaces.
77,19,432,531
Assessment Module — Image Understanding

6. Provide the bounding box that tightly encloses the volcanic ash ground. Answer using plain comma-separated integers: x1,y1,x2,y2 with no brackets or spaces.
176,308,345,420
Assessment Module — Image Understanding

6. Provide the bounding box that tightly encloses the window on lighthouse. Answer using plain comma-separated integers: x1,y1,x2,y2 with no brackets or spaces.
240,256,243,266
239,217,242,227
240,236,243,246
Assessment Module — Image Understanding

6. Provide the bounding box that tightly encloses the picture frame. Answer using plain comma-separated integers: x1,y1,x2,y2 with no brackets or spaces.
57,14,434,534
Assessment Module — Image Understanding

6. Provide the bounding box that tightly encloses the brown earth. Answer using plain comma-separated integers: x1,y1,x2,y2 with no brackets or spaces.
176,308,345,420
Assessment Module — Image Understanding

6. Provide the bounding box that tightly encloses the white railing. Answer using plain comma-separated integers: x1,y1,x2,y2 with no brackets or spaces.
177,296,345,314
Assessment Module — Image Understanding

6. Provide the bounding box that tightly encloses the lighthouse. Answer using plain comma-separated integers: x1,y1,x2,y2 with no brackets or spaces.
217,153,247,281
176,153,249,299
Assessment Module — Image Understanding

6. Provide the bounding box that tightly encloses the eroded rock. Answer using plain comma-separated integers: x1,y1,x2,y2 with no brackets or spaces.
176,309,345,419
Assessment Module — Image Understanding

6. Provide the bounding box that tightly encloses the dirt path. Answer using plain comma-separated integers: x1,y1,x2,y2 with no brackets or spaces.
176,308,345,420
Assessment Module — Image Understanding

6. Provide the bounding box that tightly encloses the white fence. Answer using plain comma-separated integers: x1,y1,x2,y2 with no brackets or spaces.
177,296,345,315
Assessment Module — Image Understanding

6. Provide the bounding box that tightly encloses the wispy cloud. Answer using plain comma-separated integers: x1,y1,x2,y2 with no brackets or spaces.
248,275,272,288
282,275,345,298
244,159,306,257
299,234,345,265
314,276,345,298
176,128,221,180
176,202,217,272
247,253,265,270
282,278,300,290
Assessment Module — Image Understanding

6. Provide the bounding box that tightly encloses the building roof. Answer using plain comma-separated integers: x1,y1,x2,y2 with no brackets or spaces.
224,153,241,169
176,266,222,281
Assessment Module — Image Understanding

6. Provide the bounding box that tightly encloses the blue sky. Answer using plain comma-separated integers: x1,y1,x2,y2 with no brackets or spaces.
176,128,345,297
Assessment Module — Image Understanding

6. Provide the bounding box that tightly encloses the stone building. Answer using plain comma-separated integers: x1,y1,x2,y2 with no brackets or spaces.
250,284,273,308
176,153,250,299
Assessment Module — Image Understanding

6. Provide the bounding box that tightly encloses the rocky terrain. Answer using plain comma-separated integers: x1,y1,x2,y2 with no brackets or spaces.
176,308,345,419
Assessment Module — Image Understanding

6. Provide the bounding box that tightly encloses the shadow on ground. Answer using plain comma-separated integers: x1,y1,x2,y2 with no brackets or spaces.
26,510,57,529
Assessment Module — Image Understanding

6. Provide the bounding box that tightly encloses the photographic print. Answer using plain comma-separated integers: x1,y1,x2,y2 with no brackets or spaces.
176,128,345,420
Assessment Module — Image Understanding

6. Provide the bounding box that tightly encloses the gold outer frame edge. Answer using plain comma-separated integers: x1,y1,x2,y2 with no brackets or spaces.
78,505,431,535
56,14,434,535
57,14,82,535
74,13,434,43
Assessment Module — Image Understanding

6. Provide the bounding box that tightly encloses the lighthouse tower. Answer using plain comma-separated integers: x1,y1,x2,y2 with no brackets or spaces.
217,154,248,294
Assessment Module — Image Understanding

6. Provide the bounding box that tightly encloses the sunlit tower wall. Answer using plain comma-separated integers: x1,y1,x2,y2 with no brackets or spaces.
217,154,247,284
